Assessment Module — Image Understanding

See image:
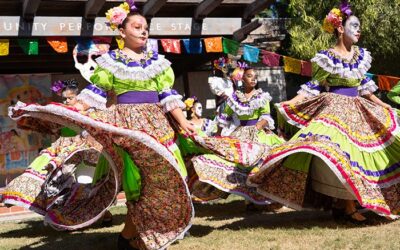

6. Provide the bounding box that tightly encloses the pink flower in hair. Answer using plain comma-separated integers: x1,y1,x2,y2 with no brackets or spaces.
105,3,130,30
326,11,342,28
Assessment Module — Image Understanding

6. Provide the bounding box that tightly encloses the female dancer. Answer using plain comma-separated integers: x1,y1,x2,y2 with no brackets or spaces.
191,65,282,206
2,79,104,217
247,2,400,223
7,1,195,249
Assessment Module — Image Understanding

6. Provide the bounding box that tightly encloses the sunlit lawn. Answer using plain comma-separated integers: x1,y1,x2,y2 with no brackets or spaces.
1,196,400,250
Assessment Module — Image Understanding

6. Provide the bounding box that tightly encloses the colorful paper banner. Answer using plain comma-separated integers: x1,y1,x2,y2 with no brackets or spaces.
0,39,9,56
204,37,223,53
161,39,181,54
46,37,68,53
243,44,260,63
222,37,240,56
17,39,39,55
182,39,202,54
283,56,301,74
262,50,281,67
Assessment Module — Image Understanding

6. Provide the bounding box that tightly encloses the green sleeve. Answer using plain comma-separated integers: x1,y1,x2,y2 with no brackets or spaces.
223,104,234,117
259,101,271,115
387,81,400,105
89,67,114,91
155,67,175,92
312,62,330,83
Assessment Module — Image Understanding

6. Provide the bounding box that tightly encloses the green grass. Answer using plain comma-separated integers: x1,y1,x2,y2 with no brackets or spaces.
1,197,400,250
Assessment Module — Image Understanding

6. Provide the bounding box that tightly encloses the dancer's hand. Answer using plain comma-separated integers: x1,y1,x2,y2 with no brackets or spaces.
180,120,196,135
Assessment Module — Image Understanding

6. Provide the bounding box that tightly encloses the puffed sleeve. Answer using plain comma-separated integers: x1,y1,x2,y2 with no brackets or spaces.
387,81,400,105
90,66,114,92
258,100,275,130
217,104,234,128
358,76,378,96
297,62,330,97
75,66,111,110
156,67,186,112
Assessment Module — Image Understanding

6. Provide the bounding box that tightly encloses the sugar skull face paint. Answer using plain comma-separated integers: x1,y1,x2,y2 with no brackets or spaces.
343,16,361,43
193,102,203,117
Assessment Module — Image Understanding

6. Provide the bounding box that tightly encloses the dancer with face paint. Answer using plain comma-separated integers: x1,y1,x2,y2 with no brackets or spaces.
183,97,217,137
247,1,400,224
191,64,283,208
6,1,196,249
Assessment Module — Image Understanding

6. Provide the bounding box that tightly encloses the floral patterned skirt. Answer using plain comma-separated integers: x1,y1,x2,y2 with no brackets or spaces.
8,102,193,250
1,134,103,218
248,93,400,216
191,126,282,205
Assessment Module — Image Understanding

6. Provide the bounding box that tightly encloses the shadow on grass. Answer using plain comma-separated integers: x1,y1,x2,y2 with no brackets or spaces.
193,199,391,232
0,212,127,250
0,201,393,248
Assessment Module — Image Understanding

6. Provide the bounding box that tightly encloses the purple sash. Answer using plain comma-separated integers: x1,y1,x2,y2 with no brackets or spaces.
117,91,159,104
240,119,258,126
329,86,358,97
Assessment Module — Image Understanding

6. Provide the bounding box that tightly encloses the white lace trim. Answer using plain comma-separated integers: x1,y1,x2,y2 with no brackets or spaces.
208,76,234,96
76,89,107,110
160,95,185,113
202,118,218,136
311,47,372,79
217,113,232,128
297,83,322,97
226,91,272,116
95,53,172,81
358,79,378,96
259,114,275,130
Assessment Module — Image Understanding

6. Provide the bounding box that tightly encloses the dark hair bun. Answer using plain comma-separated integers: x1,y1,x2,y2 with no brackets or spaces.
64,79,79,89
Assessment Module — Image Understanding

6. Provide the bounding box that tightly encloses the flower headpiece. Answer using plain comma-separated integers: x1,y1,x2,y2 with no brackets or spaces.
322,1,353,34
51,80,65,96
184,96,198,110
213,57,233,74
237,61,248,70
105,0,138,30
51,79,78,96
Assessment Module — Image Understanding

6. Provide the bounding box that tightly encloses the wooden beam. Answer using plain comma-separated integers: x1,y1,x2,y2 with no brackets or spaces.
194,0,223,20
84,0,106,20
243,0,274,20
142,0,167,17
22,0,41,21
233,19,262,41
0,16,243,36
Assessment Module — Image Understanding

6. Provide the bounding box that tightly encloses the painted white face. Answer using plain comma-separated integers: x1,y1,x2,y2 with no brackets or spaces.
344,16,361,44
194,102,203,117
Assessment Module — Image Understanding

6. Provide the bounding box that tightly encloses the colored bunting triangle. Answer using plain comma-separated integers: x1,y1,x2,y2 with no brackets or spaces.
46,37,68,53
182,39,202,54
161,39,181,54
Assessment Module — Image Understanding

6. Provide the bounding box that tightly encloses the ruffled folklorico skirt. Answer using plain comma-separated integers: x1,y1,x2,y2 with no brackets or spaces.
247,93,400,216
191,125,282,205
6,102,194,250
2,134,103,218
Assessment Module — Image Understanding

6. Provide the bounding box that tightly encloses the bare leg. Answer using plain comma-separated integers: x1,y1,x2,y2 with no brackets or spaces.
120,215,139,249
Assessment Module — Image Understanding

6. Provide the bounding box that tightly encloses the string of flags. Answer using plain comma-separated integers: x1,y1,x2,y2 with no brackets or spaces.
0,36,399,90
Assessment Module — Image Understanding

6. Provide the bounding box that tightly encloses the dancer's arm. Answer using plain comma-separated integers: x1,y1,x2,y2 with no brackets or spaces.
364,93,391,108
281,93,307,105
170,108,196,134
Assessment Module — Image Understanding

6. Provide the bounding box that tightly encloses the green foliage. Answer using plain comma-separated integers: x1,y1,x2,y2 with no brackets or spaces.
286,0,400,75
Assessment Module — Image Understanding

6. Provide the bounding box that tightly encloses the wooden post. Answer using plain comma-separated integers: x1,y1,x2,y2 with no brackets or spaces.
233,19,262,41
194,0,223,20
84,0,107,20
22,0,41,21
143,0,167,17
243,0,274,20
